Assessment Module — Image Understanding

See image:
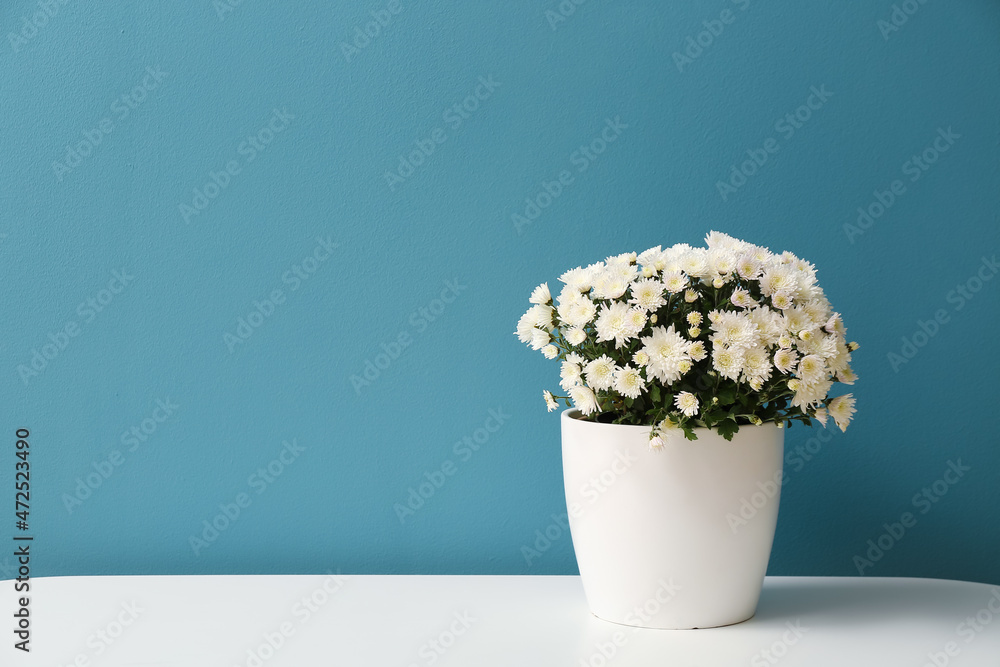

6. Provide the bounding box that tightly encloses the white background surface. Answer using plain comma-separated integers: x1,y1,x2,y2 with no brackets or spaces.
4,575,1000,665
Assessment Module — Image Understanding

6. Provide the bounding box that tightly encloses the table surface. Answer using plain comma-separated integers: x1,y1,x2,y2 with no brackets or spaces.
3,574,1000,665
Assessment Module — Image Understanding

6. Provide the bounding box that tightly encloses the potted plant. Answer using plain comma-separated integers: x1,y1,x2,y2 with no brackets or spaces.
515,231,858,629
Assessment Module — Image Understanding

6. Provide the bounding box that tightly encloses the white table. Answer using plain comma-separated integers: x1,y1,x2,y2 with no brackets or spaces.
4,574,999,665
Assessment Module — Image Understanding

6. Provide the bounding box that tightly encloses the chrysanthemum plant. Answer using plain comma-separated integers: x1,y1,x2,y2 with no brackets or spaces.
515,232,858,448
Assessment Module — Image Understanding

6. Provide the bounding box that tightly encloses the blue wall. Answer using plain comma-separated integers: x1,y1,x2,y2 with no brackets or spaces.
2,1,998,583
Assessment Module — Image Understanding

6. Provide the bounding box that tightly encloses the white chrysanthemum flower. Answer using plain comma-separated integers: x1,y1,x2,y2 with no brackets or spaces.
566,352,585,365
837,366,858,384
656,418,684,443
679,249,709,277
674,391,699,417
530,283,551,305
565,326,587,346
542,344,559,359
813,406,829,427
742,347,772,383
648,434,665,451
560,361,582,387
773,348,798,374
637,245,661,263
688,340,707,361
688,327,701,337
708,247,738,279
558,295,598,328
625,307,647,334
606,251,637,266
678,359,692,374
760,266,798,298
613,365,645,399
641,266,655,278
828,394,856,432
594,301,631,347
791,378,832,411
629,278,667,311
662,271,688,294
529,328,550,350
730,288,758,309
633,350,650,366
709,311,760,350
712,346,744,381
777,333,794,349
559,266,595,293
705,230,738,249
824,313,846,336
686,312,703,326
640,325,692,384
798,331,838,360
543,390,558,412
771,291,793,310
569,385,600,416
783,307,816,336
749,307,783,347
592,272,630,300
736,254,763,280
515,310,536,344
684,289,699,303
524,304,554,331
584,355,618,391
796,355,826,384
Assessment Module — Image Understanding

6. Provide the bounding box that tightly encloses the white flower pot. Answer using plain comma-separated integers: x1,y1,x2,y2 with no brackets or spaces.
561,409,784,629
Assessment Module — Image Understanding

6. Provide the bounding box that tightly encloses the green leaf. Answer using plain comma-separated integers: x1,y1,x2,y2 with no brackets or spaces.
716,418,740,441
717,386,737,406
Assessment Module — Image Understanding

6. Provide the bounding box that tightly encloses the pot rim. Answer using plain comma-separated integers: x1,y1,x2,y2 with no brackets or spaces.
561,407,781,433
